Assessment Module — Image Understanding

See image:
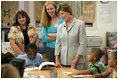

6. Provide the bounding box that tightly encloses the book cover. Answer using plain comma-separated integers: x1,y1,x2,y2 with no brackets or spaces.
39,62,55,70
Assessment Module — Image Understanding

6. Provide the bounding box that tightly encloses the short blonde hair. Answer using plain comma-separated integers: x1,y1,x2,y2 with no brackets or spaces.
41,1,58,28
1,64,20,78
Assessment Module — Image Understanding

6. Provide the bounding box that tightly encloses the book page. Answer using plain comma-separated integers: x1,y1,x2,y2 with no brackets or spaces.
39,62,55,70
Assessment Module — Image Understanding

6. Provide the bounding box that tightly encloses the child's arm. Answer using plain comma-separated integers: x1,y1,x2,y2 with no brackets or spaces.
92,68,112,78
68,69,92,76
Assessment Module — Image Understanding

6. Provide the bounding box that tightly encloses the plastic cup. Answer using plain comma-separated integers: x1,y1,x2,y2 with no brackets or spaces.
49,70,58,78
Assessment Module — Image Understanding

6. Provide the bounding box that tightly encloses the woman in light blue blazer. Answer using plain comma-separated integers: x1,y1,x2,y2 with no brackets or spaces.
55,2,87,70
41,1,64,62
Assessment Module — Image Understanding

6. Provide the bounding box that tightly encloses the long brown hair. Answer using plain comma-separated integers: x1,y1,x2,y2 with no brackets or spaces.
41,1,58,28
12,9,30,26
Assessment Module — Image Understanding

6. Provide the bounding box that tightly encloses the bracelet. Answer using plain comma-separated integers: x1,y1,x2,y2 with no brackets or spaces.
109,68,113,73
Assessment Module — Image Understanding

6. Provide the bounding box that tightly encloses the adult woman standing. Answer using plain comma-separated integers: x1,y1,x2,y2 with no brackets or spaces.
41,1,64,62
55,2,87,70
8,10,39,56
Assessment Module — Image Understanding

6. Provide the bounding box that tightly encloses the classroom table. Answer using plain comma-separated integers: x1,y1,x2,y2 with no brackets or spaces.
24,67,79,78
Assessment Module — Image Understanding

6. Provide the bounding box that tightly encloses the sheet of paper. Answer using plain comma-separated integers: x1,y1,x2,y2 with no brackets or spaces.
63,72,73,76
40,75,45,78
71,75,91,78
25,67,39,71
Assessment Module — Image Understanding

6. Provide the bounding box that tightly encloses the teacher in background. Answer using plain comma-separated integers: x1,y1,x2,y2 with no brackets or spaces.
41,1,64,62
55,2,87,70
8,10,39,56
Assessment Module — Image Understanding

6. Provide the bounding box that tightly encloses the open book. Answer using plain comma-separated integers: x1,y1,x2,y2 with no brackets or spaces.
24,62,55,71
39,62,55,70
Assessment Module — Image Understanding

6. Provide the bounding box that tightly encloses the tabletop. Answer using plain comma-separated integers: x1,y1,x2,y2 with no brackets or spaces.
24,67,79,78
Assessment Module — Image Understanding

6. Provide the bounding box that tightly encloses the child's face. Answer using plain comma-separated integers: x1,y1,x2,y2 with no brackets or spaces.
108,56,117,67
26,48,37,60
88,52,94,62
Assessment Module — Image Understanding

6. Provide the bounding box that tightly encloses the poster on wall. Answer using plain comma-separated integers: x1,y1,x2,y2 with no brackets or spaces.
99,3,113,24
2,42,12,53
107,32,117,48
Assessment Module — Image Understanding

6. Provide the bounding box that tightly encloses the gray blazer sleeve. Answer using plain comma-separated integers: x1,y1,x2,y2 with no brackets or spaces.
55,26,61,55
77,22,87,55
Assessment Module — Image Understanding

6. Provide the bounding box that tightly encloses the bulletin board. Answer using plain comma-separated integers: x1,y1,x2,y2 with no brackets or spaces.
34,1,43,22
68,1,96,28
1,1,18,27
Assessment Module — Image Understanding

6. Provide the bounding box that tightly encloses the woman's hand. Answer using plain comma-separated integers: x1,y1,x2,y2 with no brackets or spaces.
9,39,24,55
55,60,62,68
55,55,62,67
71,54,80,68
47,33,57,42
47,33,57,38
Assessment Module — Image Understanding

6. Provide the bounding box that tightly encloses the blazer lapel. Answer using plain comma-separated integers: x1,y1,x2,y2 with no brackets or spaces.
68,18,76,32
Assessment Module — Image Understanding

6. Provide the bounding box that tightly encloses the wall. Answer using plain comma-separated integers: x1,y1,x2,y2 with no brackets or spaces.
86,1,117,48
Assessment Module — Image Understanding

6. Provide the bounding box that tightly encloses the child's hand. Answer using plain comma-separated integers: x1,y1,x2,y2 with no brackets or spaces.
68,72,77,76
89,75,95,78
43,59,49,62
68,73,73,76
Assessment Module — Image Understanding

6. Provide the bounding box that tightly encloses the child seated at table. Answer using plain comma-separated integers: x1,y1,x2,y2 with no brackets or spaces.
17,43,43,68
10,58,26,78
1,52,15,64
1,64,20,78
91,51,117,78
68,48,105,76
